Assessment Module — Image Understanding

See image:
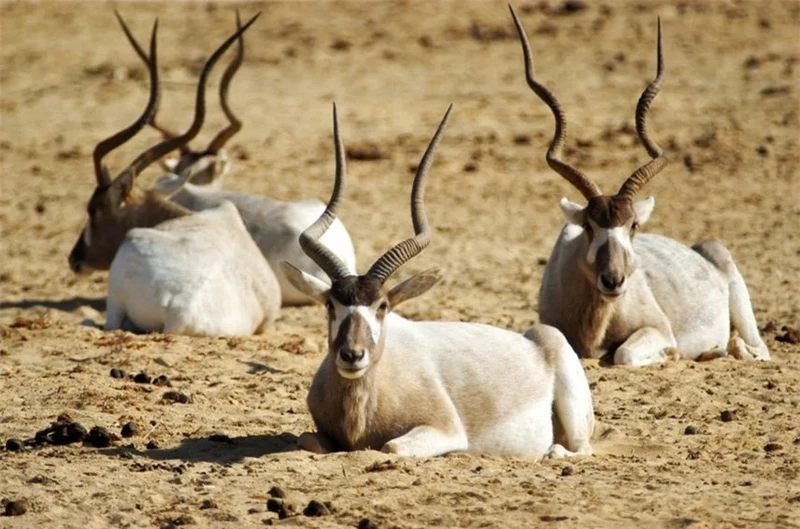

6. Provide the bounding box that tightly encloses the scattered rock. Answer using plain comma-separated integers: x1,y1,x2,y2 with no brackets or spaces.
162,391,192,404
764,442,783,453
346,143,385,161
266,498,297,519
720,410,736,422
110,368,127,379
540,514,569,521
560,466,574,477
266,498,283,514
684,425,698,435
330,39,352,51
146,440,159,450
359,518,379,529
365,460,398,473
4,499,29,516
558,0,587,14
86,426,112,448
199,499,217,510
776,326,799,344
268,486,286,499
121,422,138,438
33,420,87,446
5,438,23,451
208,433,235,444
463,161,478,172
134,372,152,384
303,500,330,517
153,375,172,387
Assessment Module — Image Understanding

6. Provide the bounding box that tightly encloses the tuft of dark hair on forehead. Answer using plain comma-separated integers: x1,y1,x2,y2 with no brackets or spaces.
330,275,384,306
585,195,635,228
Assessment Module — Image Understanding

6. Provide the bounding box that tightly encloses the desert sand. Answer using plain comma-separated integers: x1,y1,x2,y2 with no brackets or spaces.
1,1,798,528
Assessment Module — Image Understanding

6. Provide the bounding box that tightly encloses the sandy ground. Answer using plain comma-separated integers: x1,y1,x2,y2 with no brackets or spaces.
1,1,799,528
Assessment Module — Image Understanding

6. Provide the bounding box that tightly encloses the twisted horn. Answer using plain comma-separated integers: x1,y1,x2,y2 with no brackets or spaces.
205,10,245,154
509,4,602,201
298,103,354,281
93,15,160,188
367,104,453,284
111,13,261,195
618,16,668,199
113,10,186,153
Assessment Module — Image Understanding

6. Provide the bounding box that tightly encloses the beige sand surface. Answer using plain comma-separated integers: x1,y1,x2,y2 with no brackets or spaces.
1,1,798,528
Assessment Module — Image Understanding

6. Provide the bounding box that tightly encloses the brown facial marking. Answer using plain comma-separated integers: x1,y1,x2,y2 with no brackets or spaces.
585,195,635,229
330,275,385,307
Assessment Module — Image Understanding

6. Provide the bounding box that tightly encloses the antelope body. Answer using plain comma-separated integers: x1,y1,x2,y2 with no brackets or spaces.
509,6,770,366
283,105,594,458
125,13,355,307
69,13,281,336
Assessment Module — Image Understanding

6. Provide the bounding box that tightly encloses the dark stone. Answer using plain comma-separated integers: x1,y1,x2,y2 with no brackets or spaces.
303,500,330,517
162,391,191,404
86,426,112,448
560,466,574,477
5,439,23,451
266,498,283,513
110,368,127,379
153,375,172,387
684,425,698,435
4,499,29,516
199,499,217,510
133,372,152,384
268,486,286,499
720,410,736,422
146,440,159,450
121,422,138,438
359,518,379,529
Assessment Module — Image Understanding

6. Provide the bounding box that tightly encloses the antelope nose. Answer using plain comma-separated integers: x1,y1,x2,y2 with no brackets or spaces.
339,348,365,364
600,273,624,291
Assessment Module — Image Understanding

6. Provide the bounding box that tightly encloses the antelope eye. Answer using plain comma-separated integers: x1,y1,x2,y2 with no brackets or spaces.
632,221,640,231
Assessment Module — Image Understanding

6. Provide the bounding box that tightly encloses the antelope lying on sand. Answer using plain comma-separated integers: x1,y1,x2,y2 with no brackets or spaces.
68,13,281,336
509,6,770,366
118,12,356,306
282,104,594,458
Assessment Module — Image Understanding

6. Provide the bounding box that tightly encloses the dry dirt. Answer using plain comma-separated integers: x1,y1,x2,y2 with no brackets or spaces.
1,1,799,528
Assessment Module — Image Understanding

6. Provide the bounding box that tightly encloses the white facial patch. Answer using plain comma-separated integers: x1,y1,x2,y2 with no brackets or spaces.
587,227,633,264
329,303,383,349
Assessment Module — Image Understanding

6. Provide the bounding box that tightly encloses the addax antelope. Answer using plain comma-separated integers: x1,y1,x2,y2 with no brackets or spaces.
118,12,356,306
68,13,281,336
281,104,594,458
509,6,770,366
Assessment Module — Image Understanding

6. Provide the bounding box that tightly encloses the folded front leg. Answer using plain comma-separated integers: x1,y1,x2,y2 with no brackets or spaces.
613,326,678,366
381,425,468,457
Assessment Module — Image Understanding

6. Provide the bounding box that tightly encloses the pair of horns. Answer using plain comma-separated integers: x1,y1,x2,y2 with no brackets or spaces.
509,4,668,201
93,11,258,193
300,103,453,284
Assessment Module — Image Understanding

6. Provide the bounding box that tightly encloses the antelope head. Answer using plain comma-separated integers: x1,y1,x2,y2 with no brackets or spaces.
281,104,453,379
124,11,247,190
68,12,259,273
510,5,668,297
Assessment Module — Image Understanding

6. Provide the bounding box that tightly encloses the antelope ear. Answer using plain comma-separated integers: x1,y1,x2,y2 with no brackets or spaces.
634,196,655,225
279,262,330,304
559,198,585,225
387,267,444,308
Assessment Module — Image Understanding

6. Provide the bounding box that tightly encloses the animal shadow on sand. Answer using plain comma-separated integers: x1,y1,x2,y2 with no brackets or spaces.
0,296,106,313
102,432,300,464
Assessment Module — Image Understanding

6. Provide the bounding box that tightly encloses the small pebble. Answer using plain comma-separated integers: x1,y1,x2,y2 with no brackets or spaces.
146,440,159,450
86,426,112,448
684,425,698,435
4,499,29,516
266,498,284,513
162,391,191,404
267,486,286,499
764,443,783,453
110,368,127,379
5,438,23,451
359,518,379,529
720,410,736,422
199,499,217,510
560,466,574,477
121,422,138,438
153,375,172,387
133,372,152,384
303,500,330,517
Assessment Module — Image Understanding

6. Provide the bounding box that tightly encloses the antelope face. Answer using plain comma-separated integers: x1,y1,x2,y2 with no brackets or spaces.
561,195,655,296
281,264,444,380
69,188,129,274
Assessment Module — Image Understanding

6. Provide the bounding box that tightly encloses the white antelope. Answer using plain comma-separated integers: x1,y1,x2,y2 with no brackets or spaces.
281,104,594,458
68,13,281,336
509,6,770,366
118,12,356,306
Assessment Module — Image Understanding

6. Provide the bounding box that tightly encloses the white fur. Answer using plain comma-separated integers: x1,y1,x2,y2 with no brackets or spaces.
153,173,356,306
106,201,281,335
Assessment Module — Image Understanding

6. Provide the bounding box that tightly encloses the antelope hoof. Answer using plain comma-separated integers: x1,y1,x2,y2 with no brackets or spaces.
727,336,770,362
297,433,329,454
696,348,727,362
544,444,570,460
663,347,681,362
